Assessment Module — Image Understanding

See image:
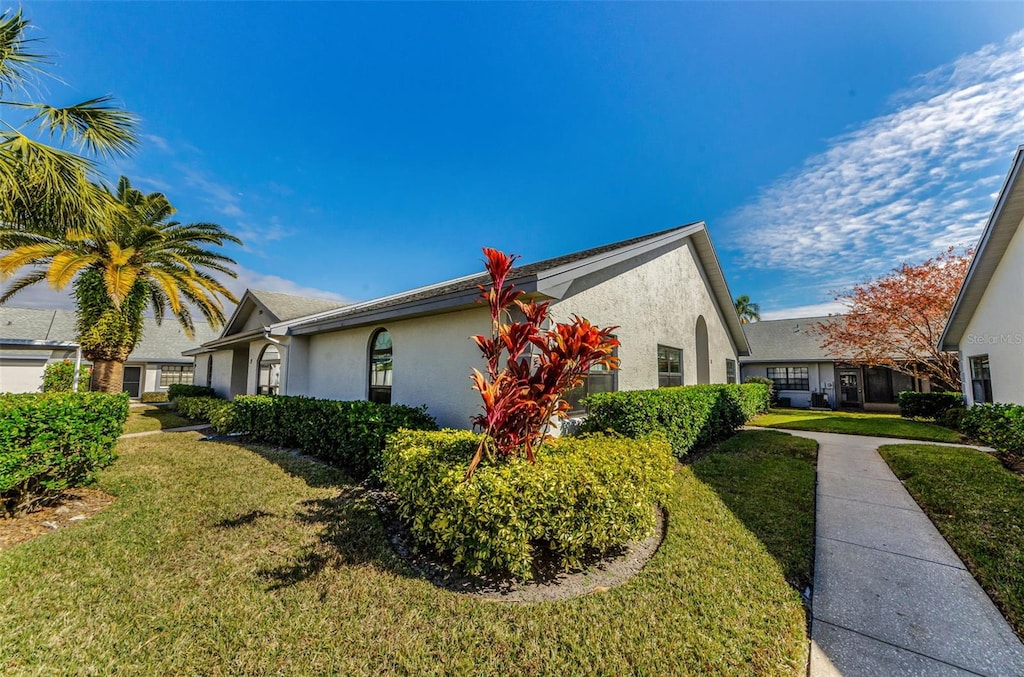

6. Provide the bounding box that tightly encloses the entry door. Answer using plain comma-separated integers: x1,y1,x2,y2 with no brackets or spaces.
838,369,862,408
122,366,142,398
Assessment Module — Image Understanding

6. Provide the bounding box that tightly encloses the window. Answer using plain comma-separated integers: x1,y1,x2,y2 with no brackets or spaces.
565,342,618,413
970,355,992,404
257,344,281,395
766,366,809,391
658,345,683,388
206,355,213,388
159,364,194,388
726,359,737,384
864,366,914,404
369,329,392,404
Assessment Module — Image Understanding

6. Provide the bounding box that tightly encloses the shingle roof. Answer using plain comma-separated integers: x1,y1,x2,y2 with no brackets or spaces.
0,307,217,362
247,289,347,322
740,316,841,362
287,224,693,328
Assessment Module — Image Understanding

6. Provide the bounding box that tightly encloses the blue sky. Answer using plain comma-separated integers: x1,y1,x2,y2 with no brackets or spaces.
15,2,1024,318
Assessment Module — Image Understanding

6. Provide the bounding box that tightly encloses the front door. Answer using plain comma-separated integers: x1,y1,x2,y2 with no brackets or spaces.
122,366,142,398
838,368,862,408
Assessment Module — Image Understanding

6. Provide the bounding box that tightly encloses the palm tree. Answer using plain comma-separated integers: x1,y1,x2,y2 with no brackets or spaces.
0,177,242,391
734,295,761,324
0,9,137,228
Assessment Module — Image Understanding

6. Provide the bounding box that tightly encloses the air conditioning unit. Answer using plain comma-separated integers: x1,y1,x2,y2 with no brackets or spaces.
811,392,829,409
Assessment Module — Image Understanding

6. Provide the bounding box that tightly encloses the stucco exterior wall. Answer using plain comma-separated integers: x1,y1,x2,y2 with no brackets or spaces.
959,214,1024,405
740,361,836,409
0,360,47,393
303,307,491,428
549,239,739,390
207,349,236,399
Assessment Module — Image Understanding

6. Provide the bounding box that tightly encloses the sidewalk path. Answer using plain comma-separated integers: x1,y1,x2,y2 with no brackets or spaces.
777,429,1024,676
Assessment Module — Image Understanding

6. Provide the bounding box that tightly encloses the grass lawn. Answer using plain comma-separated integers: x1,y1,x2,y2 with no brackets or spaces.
693,430,817,592
880,444,1024,638
122,404,196,435
0,431,812,675
751,407,963,443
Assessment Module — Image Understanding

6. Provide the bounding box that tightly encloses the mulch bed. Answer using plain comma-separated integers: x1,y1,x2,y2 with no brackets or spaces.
0,489,115,550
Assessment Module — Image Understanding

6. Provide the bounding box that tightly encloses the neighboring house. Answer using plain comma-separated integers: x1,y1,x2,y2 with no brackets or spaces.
940,144,1024,406
187,222,750,429
740,316,933,411
0,307,217,397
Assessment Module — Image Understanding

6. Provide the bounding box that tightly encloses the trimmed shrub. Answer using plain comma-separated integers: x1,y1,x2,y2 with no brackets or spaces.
898,391,964,420
174,396,235,434
581,383,766,458
0,392,129,515
744,376,778,406
382,430,675,580
960,403,1024,458
41,360,90,393
232,395,438,478
168,384,215,401
939,406,966,431
140,391,169,403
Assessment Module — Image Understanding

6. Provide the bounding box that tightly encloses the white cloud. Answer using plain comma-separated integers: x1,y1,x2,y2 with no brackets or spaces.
759,300,848,321
725,30,1024,285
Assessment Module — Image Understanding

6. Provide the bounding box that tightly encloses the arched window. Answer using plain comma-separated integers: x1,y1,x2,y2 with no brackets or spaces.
206,355,213,388
368,329,393,404
257,344,281,395
695,315,710,385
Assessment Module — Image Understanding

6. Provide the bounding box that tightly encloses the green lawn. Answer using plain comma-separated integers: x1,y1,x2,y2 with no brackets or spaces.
122,404,196,435
880,444,1024,638
0,431,810,675
751,407,963,443
693,430,817,591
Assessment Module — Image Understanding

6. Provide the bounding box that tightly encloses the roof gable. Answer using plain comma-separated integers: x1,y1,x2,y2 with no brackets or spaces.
219,289,347,338
940,145,1024,350
739,316,841,362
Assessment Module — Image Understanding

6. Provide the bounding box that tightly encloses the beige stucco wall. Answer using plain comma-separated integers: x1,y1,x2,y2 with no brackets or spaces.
0,360,47,393
302,307,490,429
959,214,1024,406
550,239,739,390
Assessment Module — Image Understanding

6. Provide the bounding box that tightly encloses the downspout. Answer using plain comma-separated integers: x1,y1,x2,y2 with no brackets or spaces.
72,344,83,392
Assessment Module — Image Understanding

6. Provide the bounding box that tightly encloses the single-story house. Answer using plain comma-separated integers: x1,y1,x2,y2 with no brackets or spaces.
186,222,751,429
740,316,933,411
0,307,218,397
940,144,1024,406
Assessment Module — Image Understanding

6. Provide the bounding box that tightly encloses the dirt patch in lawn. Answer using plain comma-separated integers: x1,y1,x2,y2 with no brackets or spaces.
373,490,667,603
0,489,115,550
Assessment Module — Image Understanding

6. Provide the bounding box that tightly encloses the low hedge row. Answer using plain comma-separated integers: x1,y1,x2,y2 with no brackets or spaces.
174,396,236,434
581,383,771,458
232,395,438,479
168,384,216,400
898,391,964,420
960,403,1024,458
0,392,129,515
382,430,675,580
140,391,169,403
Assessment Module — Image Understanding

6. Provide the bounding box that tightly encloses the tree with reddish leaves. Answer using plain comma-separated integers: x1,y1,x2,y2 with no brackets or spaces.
466,248,620,478
816,247,972,390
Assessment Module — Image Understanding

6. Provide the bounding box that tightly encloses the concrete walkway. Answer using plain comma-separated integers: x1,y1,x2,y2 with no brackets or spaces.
779,429,1024,676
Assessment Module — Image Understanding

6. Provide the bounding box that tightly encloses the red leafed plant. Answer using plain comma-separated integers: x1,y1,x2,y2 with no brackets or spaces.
466,248,620,477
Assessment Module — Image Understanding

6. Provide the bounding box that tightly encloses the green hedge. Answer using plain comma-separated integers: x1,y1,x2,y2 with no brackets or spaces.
382,430,675,580
581,383,770,458
140,391,169,403
960,403,1024,458
232,395,438,479
898,391,964,420
0,392,129,515
168,384,216,400
174,396,235,434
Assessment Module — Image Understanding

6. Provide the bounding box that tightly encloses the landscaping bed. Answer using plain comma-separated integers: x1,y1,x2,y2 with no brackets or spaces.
880,443,1024,639
0,431,810,675
751,407,963,443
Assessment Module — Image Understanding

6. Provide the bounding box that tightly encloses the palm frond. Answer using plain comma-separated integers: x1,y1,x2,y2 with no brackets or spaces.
0,268,47,303
46,250,100,289
0,241,63,278
0,9,48,97
20,96,138,157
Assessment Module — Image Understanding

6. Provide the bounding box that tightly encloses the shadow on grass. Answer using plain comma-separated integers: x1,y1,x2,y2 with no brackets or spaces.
690,430,817,592
211,438,409,590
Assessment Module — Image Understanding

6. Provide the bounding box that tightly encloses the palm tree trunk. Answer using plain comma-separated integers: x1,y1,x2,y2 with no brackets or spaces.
91,359,125,393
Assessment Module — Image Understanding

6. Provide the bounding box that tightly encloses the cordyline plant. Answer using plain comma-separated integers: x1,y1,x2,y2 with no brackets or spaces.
466,248,619,478
815,247,972,390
